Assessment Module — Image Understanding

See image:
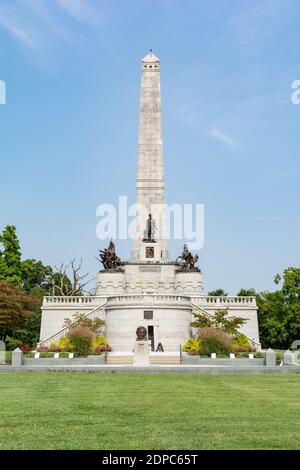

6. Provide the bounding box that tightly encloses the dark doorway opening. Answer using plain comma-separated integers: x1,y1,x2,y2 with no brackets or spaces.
148,325,154,351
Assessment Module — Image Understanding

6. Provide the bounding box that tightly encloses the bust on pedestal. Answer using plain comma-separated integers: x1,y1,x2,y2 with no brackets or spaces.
133,326,150,366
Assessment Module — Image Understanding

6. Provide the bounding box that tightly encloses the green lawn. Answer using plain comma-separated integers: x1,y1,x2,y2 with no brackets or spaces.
0,372,300,450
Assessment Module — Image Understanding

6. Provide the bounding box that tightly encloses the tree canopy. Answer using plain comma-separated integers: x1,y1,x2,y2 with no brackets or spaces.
257,267,300,349
0,281,38,340
191,308,247,336
207,289,228,297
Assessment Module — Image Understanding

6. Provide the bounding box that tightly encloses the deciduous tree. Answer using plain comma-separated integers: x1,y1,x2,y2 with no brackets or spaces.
0,281,37,340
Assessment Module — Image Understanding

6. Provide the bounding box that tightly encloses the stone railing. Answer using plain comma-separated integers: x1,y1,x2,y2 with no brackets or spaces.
43,296,101,306
192,296,257,306
43,294,257,308
107,294,191,307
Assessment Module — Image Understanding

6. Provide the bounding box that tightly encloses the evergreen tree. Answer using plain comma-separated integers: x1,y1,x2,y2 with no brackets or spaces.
0,225,22,285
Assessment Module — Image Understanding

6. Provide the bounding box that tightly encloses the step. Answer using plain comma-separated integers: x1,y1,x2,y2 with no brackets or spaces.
107,356,133,365
150,356,181,365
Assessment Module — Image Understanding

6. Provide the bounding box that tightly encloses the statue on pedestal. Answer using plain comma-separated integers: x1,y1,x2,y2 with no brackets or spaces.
98,240,123,271
176,244,200,271
143,214,156,242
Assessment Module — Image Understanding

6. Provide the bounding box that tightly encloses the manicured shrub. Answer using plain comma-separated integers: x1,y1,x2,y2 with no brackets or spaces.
183,338,201,355
91,335,108,352
48,343,61,352
58,336,72,352
66,326,93,357
94,344,112,354
197,327,233,356
232,333,253,352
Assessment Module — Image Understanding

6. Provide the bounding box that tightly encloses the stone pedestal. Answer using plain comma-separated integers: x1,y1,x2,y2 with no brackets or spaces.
95,270,126,296
175,271,203,295
133,340,150,366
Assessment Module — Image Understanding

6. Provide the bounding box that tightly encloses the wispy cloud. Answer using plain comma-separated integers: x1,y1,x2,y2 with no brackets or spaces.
0,14,38,50
56,0,99,24
0,0,101,52
210,127,238,150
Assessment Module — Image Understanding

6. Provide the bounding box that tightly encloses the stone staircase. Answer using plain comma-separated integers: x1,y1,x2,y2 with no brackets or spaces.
107,353,134,365
106,352,181,365
150,354,180,365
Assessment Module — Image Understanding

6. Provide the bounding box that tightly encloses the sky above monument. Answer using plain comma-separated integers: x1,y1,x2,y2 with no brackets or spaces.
0,0,299,294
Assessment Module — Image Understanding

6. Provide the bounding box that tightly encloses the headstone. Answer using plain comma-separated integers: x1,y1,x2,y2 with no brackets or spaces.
68,353,74,359
54,353,59,359
211,353,216,359
34,352,40,359
12,348,23,366
249,353,254,359
283,350,295,365
265,348,276,367
0,340,5,364
133,341,150,366
291,340,300,350
293,350,300,363
229,353,235,359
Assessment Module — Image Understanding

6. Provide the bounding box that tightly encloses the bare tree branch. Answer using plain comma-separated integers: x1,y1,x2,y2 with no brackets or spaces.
50,258,94,296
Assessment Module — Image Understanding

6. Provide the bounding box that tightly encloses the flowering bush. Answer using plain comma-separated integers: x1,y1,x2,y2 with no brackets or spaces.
183,338,201,355
19,344,32,353
37,346,49,353
94,344,112,354
66,326,93,356
197,327,233,356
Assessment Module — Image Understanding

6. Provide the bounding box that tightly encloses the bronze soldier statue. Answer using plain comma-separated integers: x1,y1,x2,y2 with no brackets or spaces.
176,243,199,271
98,240,123,270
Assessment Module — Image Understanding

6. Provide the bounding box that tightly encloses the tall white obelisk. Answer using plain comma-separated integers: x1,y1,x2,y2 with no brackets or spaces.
131,51,169,263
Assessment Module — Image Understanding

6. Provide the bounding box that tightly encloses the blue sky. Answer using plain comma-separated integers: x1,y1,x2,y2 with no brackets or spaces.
0,0,299,294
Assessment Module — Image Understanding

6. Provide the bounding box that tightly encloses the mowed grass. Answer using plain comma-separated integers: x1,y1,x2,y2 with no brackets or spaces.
0,372,300,450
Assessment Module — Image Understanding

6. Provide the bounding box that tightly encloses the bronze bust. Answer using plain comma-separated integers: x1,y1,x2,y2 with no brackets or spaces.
136,326,147,341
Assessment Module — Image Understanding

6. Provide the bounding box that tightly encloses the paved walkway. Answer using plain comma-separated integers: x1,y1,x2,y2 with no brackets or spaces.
1,364,300,374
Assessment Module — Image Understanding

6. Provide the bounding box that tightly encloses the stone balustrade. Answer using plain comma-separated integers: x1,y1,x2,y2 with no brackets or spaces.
191,296,257,306
43,296,100,306
43,294,257,308
106,294,191,308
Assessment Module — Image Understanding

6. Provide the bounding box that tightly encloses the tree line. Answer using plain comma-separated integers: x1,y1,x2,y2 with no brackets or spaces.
0,225,92,349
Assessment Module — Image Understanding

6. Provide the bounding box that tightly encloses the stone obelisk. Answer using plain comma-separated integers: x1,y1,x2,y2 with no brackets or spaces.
131,51,169,263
